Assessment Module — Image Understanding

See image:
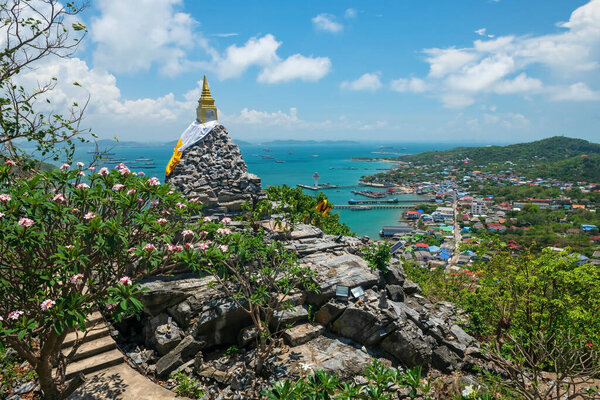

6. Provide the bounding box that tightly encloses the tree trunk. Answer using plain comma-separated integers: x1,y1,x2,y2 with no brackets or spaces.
37,357,61,400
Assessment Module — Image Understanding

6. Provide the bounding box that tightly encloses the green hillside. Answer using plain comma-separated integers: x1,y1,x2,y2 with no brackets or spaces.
527,153,600,182
402,136,600,165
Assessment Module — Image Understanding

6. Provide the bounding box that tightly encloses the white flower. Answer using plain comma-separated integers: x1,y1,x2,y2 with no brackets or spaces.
147,177,160,186
77,162,85,167
40,299,56,311
462,385,475,397
119,276,132,285
98,167,109,175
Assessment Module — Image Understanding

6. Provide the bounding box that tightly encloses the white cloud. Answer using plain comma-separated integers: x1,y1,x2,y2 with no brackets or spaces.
390,77,428,93
212,33,239,37
91,0,198,76
345,8,357,18
392,0,600,107
258,54,331,83
312,13,343,33
226,107,300,126
475,28,494,38
340,73,382,91
551,82,600,101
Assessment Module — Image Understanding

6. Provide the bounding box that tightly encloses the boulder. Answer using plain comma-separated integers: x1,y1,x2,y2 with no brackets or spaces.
402,279,422,296
137,274,215,316
432,346,459,373
331,306,399,347
384,263,406,286
380,320,433,368
282,323,325,346
304,253,379,306
271,305,309,330
314,301,346,326
269,336,372,379
143,314,183,356
450,325,476,347
386,285,405,302
156,335,205,378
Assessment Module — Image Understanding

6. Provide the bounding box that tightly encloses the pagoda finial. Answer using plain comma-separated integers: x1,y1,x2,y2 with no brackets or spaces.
197,75,218,123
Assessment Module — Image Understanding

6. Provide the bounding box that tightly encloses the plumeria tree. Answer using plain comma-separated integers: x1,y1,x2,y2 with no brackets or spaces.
0,161,216,399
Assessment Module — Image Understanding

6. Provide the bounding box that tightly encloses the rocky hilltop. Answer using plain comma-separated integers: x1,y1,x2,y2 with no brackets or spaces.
115,223,486,399
166,124,265,215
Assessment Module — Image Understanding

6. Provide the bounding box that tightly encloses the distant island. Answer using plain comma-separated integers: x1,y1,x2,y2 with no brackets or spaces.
260,139,359,145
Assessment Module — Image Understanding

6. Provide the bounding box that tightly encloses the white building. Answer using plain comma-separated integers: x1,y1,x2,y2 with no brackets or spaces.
471,198,487,216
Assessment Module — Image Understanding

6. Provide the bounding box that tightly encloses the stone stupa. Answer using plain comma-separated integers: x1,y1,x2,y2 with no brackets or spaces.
166,76,265,215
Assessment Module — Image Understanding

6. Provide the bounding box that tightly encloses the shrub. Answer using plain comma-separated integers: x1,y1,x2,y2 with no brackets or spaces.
362,242,392,273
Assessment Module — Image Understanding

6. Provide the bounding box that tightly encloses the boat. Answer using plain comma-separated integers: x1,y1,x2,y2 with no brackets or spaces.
262,148,271,152
311,154,319,158
352,206,372,211
275,160,286,163
136,157,152,161
261,155,274,159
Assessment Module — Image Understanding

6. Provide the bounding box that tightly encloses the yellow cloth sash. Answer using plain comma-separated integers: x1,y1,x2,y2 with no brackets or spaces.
165,138,183,177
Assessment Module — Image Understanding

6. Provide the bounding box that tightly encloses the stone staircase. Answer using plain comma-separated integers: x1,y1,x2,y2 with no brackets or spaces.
60,312,123,380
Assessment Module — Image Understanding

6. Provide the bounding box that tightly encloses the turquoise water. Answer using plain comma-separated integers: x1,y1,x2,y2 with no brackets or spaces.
72,141,452,238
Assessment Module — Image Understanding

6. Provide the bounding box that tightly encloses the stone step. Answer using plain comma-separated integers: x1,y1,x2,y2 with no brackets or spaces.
86,311,104,328
63,324,110,349
64,348,123,380
61,335,117,363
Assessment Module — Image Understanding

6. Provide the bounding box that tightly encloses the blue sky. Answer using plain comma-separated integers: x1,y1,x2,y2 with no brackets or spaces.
22,0,600,143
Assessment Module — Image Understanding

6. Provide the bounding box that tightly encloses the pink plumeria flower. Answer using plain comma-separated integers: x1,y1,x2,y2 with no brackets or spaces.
8,310,24,320
70,273,84,285
76,183,89,189
147,177,160,186
137,171,145,177
53,193,65,202
119,276,132,285
77,162,85,167
221,217,232,225
200,230,208,239
137,197,144,203
18,218,34,228
5,159,16,166
144,243,156,252
166,244,183,252
167,190,174,195
84,212,97,220
184,243,194,249
71,208,80,213
112,184,125,191
219,245,229,253
0,212,5,218
175,202,186,209
60,163,70,170
203,216,211,222
150,199,160,208
106,303,118,310
182,229,194,238
157,218,167,224
40,299,56,311
88,166,96,171
115,163,126,169
197,242,209,250
0,193,11,203
189,198,202,204
127,189,136,195
65,245,75,250
119,167,131,175
78,171,86,177
98,167,109,175
217,228,232,235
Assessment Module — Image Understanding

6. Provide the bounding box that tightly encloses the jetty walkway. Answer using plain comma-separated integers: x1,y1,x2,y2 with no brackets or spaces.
333,204,412,209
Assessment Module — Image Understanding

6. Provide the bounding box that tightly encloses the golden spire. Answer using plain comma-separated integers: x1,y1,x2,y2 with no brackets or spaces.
197,75,218,123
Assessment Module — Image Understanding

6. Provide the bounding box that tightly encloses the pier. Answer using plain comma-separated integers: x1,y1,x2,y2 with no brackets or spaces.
333,204,413,209
297,184,361,191
348,199,420,204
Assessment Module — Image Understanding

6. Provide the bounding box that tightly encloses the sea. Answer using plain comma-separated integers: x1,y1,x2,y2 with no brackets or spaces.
65,141,456,238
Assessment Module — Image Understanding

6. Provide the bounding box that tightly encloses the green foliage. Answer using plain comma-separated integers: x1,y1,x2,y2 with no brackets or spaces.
261,184,354,236
170,371,205,399
263,360,453,400
362,242,392,273
223,345,239,357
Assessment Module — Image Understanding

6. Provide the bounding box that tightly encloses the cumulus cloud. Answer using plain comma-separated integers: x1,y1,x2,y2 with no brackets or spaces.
391,0,600,107
207,34,331,83
340,73,382,91
312,13,343,33
91,0,198,76
345,8,357,18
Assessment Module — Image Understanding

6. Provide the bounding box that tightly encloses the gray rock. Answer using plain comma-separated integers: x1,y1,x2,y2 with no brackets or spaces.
282,323,325,346
402,279,422,296
386,285,405,302
450,325,476,347
314,301,346,326
332,306,398,347
144,314,183,356
304,253,380,306
269,336,372,379
7,395,23,400
13,382,34,395
384,263,406,286
432,346,459,373
156,335,205,378
271,305,309,329
380,320,432,367
238,326,258,347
